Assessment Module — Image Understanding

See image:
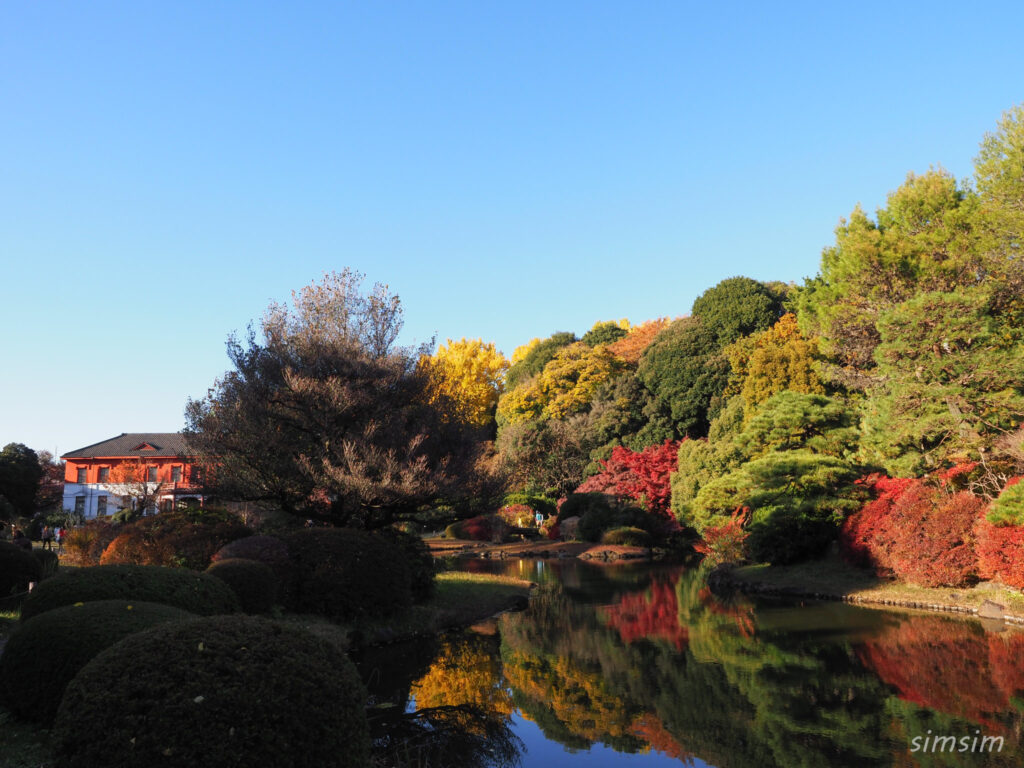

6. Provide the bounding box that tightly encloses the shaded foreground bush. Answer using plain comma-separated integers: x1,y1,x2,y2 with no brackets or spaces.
0,600,194,724
30,548,59,580
378,527,436,602
280,528,413,621
211,534,290,577
54,616,370,768
206,558,279,613
20,565,240,620
0,541,41,596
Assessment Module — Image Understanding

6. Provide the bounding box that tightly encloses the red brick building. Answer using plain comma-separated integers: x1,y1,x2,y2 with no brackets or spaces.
61,433,204,518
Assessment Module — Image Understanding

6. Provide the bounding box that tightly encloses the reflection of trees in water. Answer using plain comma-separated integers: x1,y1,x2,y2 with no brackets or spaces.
366,567,1024,767
856,613,1024,762
360,632,522,768
503,569,1020,767
367,704,522,768
411,634,513,720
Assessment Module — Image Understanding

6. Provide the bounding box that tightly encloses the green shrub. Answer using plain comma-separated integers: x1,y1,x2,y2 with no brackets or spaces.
560,493,660,542
20,564,240,620
280,528,413,621
0,541,41,597
0,600,193,724
600,527,652,547
205,558,279,614
53,616,370,768
987,481,1024,526
30,549,60,580
379,527,435,602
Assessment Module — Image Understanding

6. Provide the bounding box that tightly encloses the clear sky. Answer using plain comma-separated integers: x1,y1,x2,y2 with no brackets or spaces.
2,1,1023,457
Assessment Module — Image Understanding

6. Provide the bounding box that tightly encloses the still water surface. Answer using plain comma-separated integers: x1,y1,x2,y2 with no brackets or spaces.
359,558,1023,767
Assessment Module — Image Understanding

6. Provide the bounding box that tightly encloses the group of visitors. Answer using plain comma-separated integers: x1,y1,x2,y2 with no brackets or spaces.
41,525,65,553
3,524,65,554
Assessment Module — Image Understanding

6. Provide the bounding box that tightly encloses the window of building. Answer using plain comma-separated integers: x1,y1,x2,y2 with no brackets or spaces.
192,466,203,484
160,498,173,513
171,466,182,483
97,496,107,516
98,467,110,482
76,467,87,484
147,466,158,483
75,495,85,515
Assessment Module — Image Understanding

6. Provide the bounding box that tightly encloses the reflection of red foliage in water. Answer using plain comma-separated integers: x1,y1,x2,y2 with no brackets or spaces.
857,617,1024,732
632,714,694,763
696,586,755,638
602,580,689,650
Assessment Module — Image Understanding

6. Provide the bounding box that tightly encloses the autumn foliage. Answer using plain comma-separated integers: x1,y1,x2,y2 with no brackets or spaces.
576,440,680,519
694,507,750,566
975,477,1024,588
606,318,670,364
840,474,983,587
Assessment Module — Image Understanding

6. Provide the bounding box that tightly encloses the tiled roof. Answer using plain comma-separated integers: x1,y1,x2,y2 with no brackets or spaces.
62,433,193,459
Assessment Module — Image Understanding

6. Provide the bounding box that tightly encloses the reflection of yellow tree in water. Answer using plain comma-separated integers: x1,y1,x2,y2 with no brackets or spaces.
503,647,642,748
410,634,513,721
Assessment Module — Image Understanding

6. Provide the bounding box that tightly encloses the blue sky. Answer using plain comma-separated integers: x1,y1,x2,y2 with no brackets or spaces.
2,1,1023,456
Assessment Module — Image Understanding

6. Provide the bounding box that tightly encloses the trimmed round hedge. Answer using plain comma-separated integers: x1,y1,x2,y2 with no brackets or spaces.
211,534,290,580
0,541,41,597
280,528,412,621
601,526,653,547
20,564,240,621
0,600,194,724
205,558,279,614
53,615,370,768
31,548,60,580
378,527,435,602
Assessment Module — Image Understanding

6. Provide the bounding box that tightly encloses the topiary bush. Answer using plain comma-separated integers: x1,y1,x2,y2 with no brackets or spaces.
280,528,413,621
0,599,194,724
211,534,290,578
0,541,41,597
30,548,59,580
205,558,279,614
53,615,370,768
600,526,652,547
378,527,435,602
20,564,240,620
561,493,661,542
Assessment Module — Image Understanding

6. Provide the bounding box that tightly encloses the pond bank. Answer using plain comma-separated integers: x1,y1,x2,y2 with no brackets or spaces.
427,538,654,562
711,554,1024,626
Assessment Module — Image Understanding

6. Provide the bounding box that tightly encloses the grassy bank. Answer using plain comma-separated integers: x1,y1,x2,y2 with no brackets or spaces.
347,571,534,645
724,552,1024,620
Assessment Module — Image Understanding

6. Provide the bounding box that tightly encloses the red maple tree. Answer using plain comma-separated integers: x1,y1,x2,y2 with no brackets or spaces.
576,440,680,519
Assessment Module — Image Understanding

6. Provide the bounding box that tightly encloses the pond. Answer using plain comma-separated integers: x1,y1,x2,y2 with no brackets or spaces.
358,558,1024,767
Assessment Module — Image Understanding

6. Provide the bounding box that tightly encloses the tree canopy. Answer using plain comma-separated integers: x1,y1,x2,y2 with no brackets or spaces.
186,270,493,528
